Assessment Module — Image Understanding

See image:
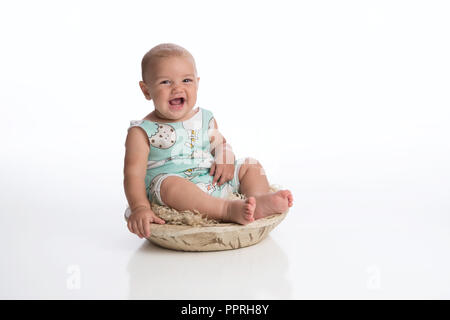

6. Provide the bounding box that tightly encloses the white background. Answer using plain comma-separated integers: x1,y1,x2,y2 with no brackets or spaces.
0,0,449,299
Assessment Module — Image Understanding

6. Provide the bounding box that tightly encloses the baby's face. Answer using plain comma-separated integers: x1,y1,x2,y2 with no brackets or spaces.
139,56,200,121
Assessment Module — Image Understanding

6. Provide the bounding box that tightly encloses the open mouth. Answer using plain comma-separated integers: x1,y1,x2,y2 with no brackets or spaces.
169,97,185,106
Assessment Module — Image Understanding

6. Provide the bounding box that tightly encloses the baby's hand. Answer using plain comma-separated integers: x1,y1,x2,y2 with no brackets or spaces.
127,206,165,238
210,162,235,187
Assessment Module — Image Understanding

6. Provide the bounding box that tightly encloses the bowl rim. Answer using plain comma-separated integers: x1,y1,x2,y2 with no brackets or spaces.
148,211,288,238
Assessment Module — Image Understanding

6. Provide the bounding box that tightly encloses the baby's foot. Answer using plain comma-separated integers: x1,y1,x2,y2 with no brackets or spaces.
253,190,293,220
223,197,256,225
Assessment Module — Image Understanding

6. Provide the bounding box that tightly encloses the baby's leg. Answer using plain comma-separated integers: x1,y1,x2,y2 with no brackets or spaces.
238,158,294,219
160,176,256,225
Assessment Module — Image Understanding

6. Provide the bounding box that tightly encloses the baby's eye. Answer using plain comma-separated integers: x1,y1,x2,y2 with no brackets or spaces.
160,80,170,84
183,78,192,83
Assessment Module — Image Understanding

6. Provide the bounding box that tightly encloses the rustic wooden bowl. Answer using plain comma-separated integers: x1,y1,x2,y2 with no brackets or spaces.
144,211,288,252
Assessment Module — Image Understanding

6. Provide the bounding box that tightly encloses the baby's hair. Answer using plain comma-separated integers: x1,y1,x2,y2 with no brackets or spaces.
141,43,197,83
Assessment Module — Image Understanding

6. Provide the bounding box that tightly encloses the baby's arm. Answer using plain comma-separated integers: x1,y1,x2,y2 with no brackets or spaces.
123,127,165,238
208,118,236,186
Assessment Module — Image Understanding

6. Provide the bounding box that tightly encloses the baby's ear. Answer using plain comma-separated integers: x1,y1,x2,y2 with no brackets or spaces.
139,81,152,101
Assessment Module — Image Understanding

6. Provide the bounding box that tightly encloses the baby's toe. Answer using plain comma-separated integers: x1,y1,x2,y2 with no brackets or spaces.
277,190,290,199
287,191,293,200
244,198,255,221
247,197,256,206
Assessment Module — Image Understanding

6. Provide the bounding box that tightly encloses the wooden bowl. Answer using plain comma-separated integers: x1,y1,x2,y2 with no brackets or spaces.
144,211,288,252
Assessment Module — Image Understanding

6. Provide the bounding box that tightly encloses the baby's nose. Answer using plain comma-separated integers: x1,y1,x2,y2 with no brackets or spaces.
171,86,183,93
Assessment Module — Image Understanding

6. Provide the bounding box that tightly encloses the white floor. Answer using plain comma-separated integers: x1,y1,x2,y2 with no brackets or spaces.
1,149,449,299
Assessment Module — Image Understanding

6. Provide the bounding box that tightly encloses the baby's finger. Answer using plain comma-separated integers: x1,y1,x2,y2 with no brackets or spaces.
138,219,146,238
209,162,216,176
131,221,139,237
213,167,223,185
127,219,135,233
130,220,137,234
133,221,143,238
143,219,151,238
225,169,234,180
218,172,230,186
127,220,133,233
153,216,166,225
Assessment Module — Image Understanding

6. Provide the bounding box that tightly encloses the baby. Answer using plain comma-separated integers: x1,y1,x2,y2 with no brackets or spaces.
123,43,294,239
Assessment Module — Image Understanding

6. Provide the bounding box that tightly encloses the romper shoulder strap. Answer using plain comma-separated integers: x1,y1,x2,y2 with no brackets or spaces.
128,120,159,139
201,107,215,132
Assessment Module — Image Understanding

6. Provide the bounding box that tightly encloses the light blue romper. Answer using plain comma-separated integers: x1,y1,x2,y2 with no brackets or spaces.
127,107,245,207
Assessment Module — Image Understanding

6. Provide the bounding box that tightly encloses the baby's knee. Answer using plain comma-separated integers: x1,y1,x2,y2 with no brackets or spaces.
153,175,186,205
160,175,185,196
243,157,262,167
238,157,263,181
